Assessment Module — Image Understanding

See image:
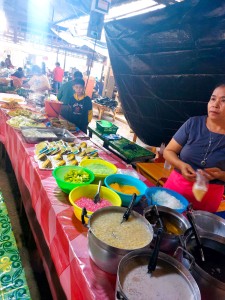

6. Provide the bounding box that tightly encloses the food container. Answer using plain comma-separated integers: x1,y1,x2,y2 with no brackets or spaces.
88,206,153,274
104,174,147,206
69,184,122,223
52,165,95,194
145,187,189,214
45,100,62,117
96,120,118,134
116,249,201,300
190,210,225,239
21,127,76,143
183,231,225,299
79,159,117,183
144,205,190,254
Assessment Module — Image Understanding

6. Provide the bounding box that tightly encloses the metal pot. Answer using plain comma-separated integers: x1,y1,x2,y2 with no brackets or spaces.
144,205,190,254
184,231,225,300
191,210,225,238
88,206,153,274
116,249,201,300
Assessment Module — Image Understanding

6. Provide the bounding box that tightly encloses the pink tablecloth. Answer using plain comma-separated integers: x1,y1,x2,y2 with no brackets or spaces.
0,108,152,300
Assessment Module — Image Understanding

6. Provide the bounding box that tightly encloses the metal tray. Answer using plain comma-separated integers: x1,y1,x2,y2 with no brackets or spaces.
21,127,76,143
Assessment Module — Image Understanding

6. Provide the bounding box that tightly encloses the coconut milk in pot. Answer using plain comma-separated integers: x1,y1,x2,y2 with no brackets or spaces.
116,249,200,300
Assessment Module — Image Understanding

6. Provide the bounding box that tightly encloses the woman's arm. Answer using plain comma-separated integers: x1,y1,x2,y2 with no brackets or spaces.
204,168,225,182
164,138,196,181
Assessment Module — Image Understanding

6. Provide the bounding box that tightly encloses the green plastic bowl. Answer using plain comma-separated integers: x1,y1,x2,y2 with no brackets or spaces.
52,165,95,194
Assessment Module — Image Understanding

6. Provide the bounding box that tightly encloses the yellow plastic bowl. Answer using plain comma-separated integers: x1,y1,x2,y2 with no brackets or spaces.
79,159,117,184
69,184,122,223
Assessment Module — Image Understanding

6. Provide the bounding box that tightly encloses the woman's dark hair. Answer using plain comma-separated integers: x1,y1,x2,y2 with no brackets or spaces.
73,71,83,79
73,78,85,87
214,83,225,89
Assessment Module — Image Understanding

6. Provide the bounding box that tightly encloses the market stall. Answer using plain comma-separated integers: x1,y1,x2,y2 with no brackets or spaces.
0,104,153,299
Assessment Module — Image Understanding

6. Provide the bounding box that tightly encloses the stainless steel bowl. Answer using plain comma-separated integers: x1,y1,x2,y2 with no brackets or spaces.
192,210,225,239
116,249,201,300
88,206,153,274
184,231,225,300
144,205,190,254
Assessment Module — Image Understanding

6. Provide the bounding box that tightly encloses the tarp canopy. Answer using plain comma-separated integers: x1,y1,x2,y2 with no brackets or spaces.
105,0,225,146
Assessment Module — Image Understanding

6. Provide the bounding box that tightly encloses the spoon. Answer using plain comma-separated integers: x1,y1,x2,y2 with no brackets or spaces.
93,180,102,204
121,193,137,224
148,227,163,275
186,210,205,262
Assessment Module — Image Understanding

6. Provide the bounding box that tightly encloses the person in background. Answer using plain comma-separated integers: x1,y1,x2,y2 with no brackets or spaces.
41,62,46,75
57,70,83,105
11,67,25,79
5,55,14,69
25,65,51,93
52,62,64,94
11,67,25,88
60,78,92,133
0,61,6,69
163,83,225,212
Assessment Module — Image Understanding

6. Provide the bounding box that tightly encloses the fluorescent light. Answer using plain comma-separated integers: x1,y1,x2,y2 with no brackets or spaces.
0,10,7,32
105,0,160,21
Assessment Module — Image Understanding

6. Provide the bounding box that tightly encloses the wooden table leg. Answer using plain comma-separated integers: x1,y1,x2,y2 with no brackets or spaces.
98,108,103,120
133,133,137,143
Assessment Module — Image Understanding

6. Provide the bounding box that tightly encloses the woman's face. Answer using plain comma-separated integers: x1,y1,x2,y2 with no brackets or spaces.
208,86,225,121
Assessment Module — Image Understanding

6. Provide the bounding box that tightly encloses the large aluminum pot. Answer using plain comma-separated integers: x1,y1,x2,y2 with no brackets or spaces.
116,249,201,300
191,210,225,238
88,206,153,274
144,205,190,254
184,231,225,300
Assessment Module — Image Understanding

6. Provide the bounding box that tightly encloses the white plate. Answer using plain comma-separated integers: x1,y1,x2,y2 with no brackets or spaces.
0,93,26,104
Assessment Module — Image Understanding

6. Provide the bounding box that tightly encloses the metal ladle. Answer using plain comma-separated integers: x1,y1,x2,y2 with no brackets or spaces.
148,227,163,275
121,193,137,224
93,180,102,204
186,210,205,262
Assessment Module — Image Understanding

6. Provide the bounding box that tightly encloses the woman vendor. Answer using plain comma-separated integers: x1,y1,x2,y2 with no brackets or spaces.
163,83,225,212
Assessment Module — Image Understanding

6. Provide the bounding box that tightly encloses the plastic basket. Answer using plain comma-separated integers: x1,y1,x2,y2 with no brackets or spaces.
96,120,118,134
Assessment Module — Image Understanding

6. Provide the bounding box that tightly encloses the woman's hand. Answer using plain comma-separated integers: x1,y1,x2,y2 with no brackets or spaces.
180,163,196,181
204,168,225,181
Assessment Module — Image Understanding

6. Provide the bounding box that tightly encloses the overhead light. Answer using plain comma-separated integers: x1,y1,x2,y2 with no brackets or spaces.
0,10,8,32
105,0,163,21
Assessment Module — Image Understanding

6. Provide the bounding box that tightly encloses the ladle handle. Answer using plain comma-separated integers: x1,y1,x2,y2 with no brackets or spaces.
97,180,102,193
148,227,163,274
122,193,137,223
152,205,164,229
186,211,205,261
